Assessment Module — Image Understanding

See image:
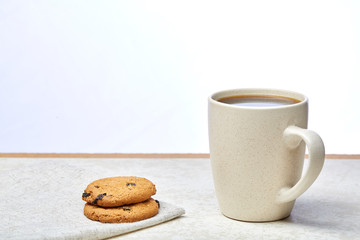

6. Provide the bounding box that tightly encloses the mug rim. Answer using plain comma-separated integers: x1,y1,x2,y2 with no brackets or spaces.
209,88,308,110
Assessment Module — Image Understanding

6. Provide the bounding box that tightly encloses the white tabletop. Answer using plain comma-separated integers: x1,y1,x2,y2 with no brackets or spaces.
1,157,359,239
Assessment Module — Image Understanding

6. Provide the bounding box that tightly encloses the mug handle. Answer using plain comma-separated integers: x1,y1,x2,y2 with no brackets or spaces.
277,126,325,203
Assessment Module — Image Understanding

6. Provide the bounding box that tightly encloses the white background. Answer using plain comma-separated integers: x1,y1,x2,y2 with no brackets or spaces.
0,0,359,154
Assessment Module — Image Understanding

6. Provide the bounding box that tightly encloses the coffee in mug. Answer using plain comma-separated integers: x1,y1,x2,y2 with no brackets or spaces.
218,95,301,107
208,88,325,222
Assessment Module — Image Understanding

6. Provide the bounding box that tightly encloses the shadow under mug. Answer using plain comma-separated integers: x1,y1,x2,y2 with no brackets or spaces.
208,88,325,222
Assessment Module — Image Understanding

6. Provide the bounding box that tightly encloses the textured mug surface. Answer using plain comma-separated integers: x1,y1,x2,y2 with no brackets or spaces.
208,88,325,222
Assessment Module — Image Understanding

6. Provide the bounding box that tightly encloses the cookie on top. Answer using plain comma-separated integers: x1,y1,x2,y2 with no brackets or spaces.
82,176,156,207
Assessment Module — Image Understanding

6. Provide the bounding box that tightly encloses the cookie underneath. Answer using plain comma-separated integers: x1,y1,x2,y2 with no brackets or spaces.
82,176,156,207
84,198,159,223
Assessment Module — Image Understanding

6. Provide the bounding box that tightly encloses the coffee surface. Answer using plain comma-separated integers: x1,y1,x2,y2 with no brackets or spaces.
218,95,300,107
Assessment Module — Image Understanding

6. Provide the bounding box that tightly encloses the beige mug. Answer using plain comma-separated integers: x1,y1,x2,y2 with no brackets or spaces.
208,88,325,222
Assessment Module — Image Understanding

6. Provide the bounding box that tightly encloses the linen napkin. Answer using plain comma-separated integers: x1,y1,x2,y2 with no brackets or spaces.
0,161,185,239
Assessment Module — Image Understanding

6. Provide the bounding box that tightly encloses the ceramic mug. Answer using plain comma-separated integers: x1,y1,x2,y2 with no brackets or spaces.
208,88,325,222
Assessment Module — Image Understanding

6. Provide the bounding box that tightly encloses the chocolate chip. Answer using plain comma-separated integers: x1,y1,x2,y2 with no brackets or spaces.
122,207,131,211
155,200,160,208
94,186,100,188
126,183,136,187
92,193,107,204
82,192,91,197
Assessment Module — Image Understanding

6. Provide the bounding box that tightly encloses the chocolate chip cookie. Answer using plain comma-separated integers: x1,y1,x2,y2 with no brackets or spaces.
82,176,156,207
83,198,159,223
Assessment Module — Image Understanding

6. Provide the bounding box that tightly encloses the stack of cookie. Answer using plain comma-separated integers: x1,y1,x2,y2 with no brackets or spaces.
82,176,159,223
